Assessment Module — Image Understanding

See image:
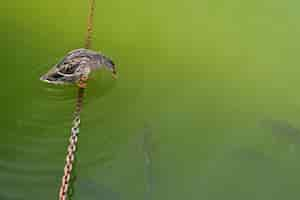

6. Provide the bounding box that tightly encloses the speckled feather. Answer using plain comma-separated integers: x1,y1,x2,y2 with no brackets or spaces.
40,48,117,84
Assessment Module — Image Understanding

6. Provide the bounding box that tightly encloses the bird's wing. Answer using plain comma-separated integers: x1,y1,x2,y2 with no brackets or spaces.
56,57,84,76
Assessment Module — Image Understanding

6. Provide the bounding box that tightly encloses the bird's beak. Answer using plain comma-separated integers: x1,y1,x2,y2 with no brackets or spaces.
112,72,118,80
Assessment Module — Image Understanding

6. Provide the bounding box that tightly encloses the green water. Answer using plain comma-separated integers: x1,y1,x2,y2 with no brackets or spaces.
2,0,300,199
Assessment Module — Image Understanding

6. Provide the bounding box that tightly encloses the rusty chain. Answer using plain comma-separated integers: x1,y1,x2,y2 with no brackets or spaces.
58,116,80,200
59,87,85,200
58,0,95,199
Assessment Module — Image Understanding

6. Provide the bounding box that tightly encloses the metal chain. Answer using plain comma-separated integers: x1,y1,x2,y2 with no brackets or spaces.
58,87,85,200
58,0,95,198
59,116,80,200
85,0,96,49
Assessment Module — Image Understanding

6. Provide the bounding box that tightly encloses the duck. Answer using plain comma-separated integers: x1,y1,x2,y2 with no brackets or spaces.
40,48,117,87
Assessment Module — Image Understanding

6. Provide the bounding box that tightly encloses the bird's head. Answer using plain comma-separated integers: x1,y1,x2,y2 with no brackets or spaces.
103,55,117,79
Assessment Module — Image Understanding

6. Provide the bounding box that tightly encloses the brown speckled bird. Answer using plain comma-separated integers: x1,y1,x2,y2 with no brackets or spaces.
40,48,117,87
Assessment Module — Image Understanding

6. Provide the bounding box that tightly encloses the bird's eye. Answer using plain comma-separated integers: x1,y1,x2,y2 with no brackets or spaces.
104,57,115,66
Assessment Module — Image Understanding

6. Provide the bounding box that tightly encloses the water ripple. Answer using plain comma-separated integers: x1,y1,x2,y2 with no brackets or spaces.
0,159,61,174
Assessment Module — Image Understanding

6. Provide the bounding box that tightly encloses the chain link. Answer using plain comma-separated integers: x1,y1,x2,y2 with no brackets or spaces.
57,0,95,198
58,87,85,200
59,115,80,200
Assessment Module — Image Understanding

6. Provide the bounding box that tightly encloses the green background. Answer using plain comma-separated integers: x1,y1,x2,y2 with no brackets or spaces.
1,0,300,199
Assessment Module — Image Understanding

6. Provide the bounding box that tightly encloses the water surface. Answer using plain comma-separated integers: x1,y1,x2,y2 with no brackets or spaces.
1,0,300,199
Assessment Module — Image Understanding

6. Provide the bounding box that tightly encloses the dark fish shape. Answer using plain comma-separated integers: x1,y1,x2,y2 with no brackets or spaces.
40,48,117,85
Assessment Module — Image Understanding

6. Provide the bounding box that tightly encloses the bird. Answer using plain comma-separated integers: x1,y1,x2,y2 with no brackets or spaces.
40,48,117,88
